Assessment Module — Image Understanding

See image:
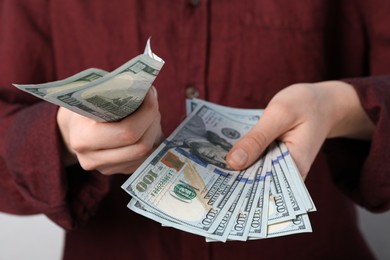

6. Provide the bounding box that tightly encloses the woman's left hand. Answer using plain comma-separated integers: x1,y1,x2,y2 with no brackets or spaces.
226,81,374,179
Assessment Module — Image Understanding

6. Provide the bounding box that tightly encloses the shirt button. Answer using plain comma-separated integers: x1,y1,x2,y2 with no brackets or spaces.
185,86,200,99
189,0,201,7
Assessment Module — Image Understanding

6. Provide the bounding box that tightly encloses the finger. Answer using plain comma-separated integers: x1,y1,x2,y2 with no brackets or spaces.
282,121,327,179
96,158,146,175
226,103,299,170
71,87,159,151
77,113,162,174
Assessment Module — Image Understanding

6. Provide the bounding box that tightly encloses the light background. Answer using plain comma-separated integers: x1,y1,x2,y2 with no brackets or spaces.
0,207,389,260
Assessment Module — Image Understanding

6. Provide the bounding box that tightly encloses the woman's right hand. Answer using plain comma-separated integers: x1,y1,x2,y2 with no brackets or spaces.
56,87,164,175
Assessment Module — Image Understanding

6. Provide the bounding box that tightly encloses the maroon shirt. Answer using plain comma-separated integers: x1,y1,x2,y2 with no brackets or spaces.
1,1,389,259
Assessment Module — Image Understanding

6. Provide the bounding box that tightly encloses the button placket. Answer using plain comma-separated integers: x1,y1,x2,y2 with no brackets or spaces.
189,0,201,7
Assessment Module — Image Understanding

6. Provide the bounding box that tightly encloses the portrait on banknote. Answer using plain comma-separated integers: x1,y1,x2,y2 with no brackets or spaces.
167,111,235,171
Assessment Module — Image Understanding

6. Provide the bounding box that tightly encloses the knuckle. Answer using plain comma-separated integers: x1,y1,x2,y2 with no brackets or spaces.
243,131,268,151
118,129,140,144
78,158,95,171
99,169,116,176
135,143,153,159
144,91,159,111
69,138,87,153
267,102,291,120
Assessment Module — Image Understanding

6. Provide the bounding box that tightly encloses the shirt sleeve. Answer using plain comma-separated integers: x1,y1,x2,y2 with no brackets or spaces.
325,76,390,213
325,0,390,212
0,0,110,230
324,1,390,213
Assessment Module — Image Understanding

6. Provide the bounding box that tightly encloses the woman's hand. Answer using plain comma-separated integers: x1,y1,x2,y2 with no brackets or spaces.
57,87,163,175
226,81,374,179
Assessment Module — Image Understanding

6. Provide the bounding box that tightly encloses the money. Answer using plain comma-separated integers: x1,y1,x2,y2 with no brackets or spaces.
14,37,314,240
122,99,316,242
13,38,164,122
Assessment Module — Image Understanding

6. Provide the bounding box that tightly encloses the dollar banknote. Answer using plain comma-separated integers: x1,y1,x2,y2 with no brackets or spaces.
14,38,164,122
226,158,267,241
122,103,258,241
122,99,316,242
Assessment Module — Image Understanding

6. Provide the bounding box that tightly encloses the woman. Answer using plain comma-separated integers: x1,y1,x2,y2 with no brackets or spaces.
1,1,389,259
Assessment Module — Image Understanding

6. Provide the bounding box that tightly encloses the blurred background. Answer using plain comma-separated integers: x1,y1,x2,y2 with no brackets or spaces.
0,206,389,260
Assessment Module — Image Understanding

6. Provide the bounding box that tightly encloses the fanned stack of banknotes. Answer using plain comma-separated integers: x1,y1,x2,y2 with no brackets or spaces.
14,39,316,242
122,99,316,242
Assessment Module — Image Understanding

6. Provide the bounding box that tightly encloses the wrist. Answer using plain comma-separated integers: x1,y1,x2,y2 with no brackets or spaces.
315,81,374,139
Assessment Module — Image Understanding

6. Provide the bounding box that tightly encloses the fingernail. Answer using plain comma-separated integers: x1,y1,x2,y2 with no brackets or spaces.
229,148,248,167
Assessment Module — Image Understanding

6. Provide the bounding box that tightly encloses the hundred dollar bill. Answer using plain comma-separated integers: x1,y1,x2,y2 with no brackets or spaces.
13,68,108,99
206,162,259,242
237,155,271,240
248,213,312,240
126,161,231,241
267,159,296,225
267,213,312,238
186,99,269,241
14,38,164,122
247,169,271,239
122,104,256,240
127,198,179,226
276,142,316,212
227,157,267,241
271,146,308,218
137,160,257,242
186,98,262,125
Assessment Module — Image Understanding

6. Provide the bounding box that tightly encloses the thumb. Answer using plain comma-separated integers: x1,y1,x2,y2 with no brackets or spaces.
226,108,293,170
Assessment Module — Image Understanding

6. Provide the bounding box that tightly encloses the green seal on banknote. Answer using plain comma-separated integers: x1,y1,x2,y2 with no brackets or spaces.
173,183,196,202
